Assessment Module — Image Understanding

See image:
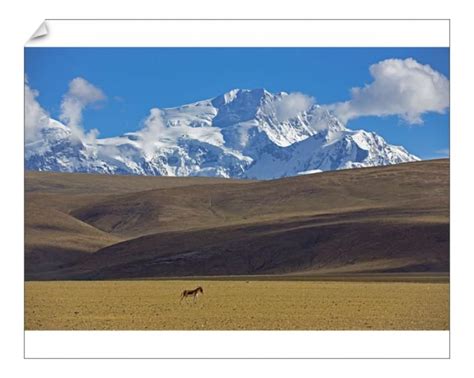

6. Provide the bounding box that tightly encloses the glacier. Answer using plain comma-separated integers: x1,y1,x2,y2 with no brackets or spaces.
25,88,419,179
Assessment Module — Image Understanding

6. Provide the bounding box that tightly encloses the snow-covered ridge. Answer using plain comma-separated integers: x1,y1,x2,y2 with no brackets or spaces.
25,88,419,179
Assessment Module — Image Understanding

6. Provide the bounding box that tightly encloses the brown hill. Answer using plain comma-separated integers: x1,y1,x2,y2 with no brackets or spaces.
25,159,449,280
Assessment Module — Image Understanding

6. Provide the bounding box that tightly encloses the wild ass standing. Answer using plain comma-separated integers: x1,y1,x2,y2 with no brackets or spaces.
180,286,204,303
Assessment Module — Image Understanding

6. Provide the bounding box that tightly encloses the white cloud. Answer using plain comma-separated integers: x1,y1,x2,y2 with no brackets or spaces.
329,58,450,125
263,92,314,122
140,108,167,157
274,92,315,121
59,77,106,142
24,81,49,143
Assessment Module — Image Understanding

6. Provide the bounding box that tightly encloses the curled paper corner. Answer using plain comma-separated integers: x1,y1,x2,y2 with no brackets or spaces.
30,21,49,40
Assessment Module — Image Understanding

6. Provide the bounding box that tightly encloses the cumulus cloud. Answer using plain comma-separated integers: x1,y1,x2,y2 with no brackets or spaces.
275,92,314,121
265,92,314,122
329,58,450,125
25,80,49,143
60,77,106,142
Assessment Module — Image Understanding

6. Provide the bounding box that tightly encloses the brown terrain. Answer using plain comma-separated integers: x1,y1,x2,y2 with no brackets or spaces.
25,159,449,281
25,280,449,330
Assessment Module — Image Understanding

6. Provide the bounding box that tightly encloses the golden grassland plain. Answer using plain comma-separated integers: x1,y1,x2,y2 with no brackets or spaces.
25,280,449,330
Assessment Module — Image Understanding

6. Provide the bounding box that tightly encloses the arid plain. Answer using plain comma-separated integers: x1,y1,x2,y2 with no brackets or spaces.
26,278,448,330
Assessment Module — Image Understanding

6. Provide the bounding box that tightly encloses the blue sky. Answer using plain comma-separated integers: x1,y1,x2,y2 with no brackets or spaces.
25,47,449,159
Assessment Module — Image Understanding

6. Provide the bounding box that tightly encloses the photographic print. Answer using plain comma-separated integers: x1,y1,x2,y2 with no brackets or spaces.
24,43,449,333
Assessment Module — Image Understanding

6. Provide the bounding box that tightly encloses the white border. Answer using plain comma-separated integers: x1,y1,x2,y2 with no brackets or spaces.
25,19,449,47
25,331,449,359
21,19,451,360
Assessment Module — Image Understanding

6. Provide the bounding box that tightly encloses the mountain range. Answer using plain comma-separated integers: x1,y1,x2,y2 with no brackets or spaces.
25,88,419,179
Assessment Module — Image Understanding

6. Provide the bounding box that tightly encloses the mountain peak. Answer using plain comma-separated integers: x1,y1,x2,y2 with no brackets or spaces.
211,88,272,108
25,88,419,179
211,88,276,128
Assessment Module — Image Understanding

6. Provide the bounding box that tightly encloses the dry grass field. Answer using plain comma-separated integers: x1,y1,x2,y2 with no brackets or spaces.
25,278,449,330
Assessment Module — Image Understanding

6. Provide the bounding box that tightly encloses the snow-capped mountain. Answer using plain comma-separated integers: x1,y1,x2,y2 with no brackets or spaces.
25,88,419,179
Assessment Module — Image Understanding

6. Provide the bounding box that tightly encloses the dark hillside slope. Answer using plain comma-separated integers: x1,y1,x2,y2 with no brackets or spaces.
25,159,449,280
